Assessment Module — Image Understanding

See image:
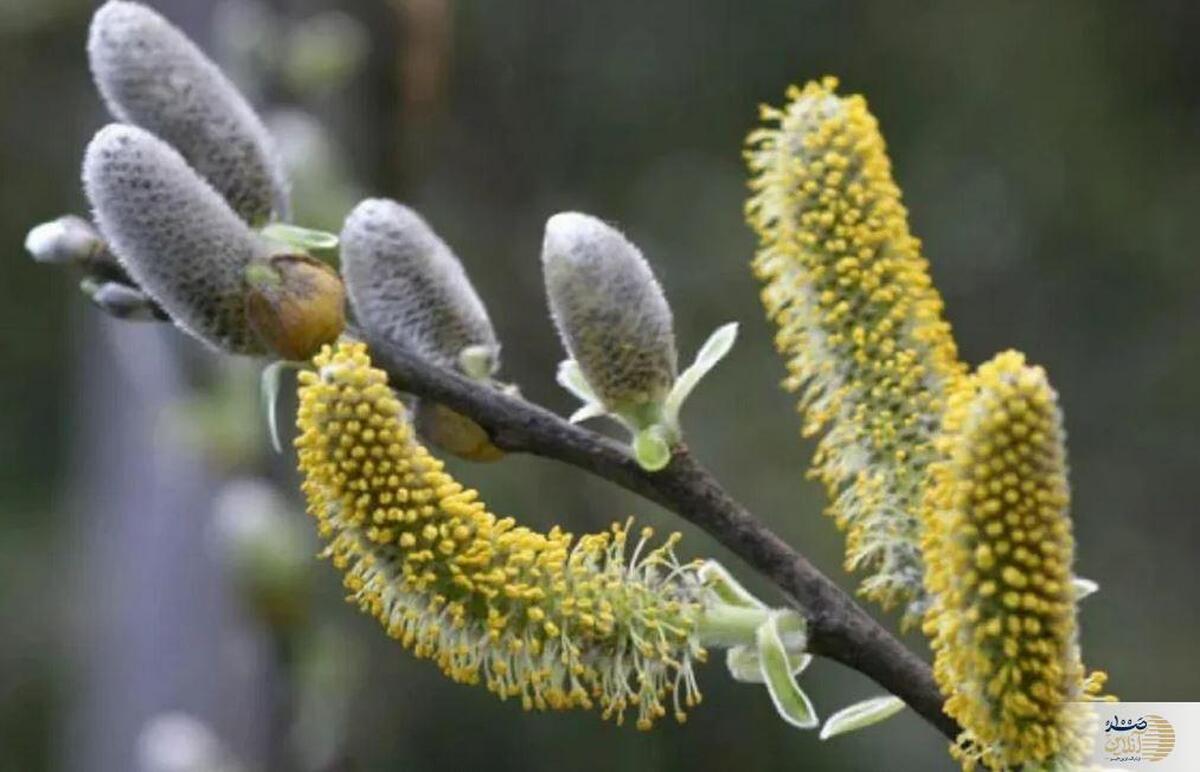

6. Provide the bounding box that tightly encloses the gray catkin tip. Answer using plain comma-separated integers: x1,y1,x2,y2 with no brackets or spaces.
83,123,269,354
88,0,289,225
340,198,500,373
542,212,678,411
82,279,165,322
25,215,105,265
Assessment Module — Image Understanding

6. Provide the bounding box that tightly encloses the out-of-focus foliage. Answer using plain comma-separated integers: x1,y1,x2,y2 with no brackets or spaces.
3,2,1200,771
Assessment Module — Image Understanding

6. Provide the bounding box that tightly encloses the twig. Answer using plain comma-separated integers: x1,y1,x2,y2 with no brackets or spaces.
364,332,960,743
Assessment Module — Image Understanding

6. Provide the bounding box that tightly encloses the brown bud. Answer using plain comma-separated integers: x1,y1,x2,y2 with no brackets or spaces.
413,399,505,463
245,254,346,360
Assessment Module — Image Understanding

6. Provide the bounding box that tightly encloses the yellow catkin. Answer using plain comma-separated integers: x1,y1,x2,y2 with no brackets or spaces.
922,351,1109,770
744,77,965,622
294,341,705,728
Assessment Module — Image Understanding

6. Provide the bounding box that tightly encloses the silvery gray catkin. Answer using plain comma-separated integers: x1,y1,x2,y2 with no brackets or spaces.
83,123,270,354
340,198,499,373
88,1,288,225
541,212,678,413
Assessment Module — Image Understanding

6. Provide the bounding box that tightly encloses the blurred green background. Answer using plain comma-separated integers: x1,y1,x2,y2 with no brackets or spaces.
3,1,1198,770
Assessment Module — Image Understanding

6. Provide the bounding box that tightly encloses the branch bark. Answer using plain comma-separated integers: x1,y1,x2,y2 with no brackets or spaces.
364,333,961,743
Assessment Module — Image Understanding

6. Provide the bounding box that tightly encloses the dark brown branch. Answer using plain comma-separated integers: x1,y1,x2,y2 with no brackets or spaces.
365,334,960,743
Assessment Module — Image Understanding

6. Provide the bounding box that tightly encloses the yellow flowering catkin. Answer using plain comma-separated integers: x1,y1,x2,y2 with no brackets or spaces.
295,341,705,728
922,351,1108,771
744,77,964,621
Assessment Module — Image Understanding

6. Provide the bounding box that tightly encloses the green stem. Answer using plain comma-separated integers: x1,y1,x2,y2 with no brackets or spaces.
619,400,666,432
695,602,772,648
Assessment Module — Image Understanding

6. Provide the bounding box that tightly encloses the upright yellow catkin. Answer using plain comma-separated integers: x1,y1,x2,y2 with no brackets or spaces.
922,351,1108,771
744,77,964,622
294,342,706,728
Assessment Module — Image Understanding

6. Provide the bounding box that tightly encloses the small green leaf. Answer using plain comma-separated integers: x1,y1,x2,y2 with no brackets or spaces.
261,222,340,251
556,359,600,405
663,321,738,429
1073,577,1099,601
726,644,812,684
633,426,671,472
698,560,767,610
757,612,819,729
458,345,497,380
819,695,905,740
726,646,760,683
261,360,290,453
789,651,814,677
771,608,809,653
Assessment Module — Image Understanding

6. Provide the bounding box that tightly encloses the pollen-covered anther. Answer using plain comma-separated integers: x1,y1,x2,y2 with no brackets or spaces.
922,350,1110,771
295,341,706,728
744,77,965,624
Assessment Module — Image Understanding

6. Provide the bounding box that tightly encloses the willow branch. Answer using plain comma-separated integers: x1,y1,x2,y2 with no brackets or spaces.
364,332,960,742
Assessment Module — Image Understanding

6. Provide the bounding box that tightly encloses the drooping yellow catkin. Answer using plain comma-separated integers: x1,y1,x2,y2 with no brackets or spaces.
294,341,705,728
744,77,965,622
922,351,1108,771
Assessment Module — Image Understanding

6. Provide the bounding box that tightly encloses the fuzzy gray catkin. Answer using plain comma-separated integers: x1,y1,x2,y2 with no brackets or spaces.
541,212,677,412
88,1,288,225
339,198,499,372
83,123,270,354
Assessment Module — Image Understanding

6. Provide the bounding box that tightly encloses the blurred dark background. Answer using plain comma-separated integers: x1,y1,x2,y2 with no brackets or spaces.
3,1,1198,770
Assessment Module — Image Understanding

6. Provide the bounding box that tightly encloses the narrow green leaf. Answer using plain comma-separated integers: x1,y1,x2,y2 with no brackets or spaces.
261,222,340,251
663,321,738,428
1073,577,1099,601
726,644,812,684
819,696,905,740
698,560,767,610
261,360,289,453
569,402,607,424
757,613,819,729
556,359,600,404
